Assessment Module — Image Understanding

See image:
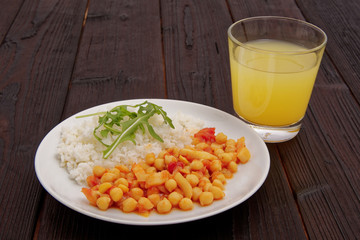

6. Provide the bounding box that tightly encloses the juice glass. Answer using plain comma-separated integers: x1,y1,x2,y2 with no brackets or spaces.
228,16,327,142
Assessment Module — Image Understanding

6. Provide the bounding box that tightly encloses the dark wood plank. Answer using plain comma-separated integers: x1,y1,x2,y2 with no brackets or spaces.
161,0,234,113
0,0,88,239
0,0,24,43
62,0,167,118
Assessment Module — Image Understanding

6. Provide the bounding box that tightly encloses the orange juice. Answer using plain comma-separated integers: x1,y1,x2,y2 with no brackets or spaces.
229,39,324,126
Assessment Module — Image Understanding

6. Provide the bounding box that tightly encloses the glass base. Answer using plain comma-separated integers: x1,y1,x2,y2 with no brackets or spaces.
241,119,301,143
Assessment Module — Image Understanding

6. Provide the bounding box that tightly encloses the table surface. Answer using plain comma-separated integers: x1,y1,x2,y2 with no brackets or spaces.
1,0,359,239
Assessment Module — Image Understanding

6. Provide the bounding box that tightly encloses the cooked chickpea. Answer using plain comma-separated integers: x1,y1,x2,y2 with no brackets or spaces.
215,132,227,144
147,194,161,207
154,158,165,170
93,166,106,177
165,179,177,192
225,144,237,153
227,161,238,173
146,166,157,174
145,153,156,165
195,142,209,151
164,155,176,165
212,179,224,190
190,160,203,171
226,139,236,147
100,172,117,183
203,182,212,192
192,187,203,202
168,192,183,206
219,152,234,164
130,187,144,200
212,172,226,184
199,192,214,206
115,165,130,173
138,197,154,211
122,197,138,213
237,147,251,163
210,186,225,200
96,196,111,210
98,182,113,193
109,168,121,177
114,177,128,187
210,160,222,172
157,198,172,214
117,184,129,193
214,148,225,157
211,142,224,151
109,187,123,202
179,198,194,211
186,174,199,187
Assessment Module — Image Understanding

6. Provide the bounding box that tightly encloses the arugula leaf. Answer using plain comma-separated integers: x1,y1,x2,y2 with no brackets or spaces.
76,101,174,159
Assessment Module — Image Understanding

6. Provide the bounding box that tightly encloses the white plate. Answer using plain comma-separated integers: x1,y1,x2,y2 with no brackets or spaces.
35,99,270,225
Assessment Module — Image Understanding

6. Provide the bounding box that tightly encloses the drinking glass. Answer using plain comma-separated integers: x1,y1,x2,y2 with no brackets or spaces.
228,16,327,142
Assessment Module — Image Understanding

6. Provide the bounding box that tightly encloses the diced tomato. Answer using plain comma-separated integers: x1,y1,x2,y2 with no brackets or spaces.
167,161,184,173
81,188,98,205
194,128,216,143
86,175,100,188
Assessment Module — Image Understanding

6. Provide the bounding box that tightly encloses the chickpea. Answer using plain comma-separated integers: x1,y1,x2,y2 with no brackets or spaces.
145,153,156,165
157,198,172,214
122,197,138,213
179,198,194,211
117,184,129,193
114,177,129,187
203,182,212,192
110,187,123,202
212,179,224,190
215,132,227,144
210,160,222,172
115,165,130,173
138,197,154,211
190,160,203,171
165,179,177,192
168,192,183,206
93,166,106,178
164,155,176,165
186,174,199,187
219,152,235,164
210,186,225,200
192,187,203,202
98,182,112,193
227,161,238,173
109,168,121,177
130,187,144,200
237,147,251,163
154,158,165,170
225,145,237,153
199,192,214,206
100,172,117,183
96,196,111,210
147,194,161,207
214,148,224,157
146,166,157,174
211,142,224,151
195,142,209,151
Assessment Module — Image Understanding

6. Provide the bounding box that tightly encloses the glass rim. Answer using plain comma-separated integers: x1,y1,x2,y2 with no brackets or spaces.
228,16,328,55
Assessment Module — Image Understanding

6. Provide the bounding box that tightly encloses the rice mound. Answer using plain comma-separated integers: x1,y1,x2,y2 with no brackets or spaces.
57,112,204,186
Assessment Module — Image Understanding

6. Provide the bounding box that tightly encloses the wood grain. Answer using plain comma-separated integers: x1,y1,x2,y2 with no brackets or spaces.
62,0,166,118
161,0,234,113
0,0,88,239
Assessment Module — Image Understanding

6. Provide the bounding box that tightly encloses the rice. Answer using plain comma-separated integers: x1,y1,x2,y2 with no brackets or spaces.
57,112,204,186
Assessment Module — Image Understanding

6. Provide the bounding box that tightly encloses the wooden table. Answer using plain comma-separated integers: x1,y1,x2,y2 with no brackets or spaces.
1,0,359,239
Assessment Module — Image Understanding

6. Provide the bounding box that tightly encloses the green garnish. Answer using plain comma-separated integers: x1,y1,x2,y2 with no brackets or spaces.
77,101,174,159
